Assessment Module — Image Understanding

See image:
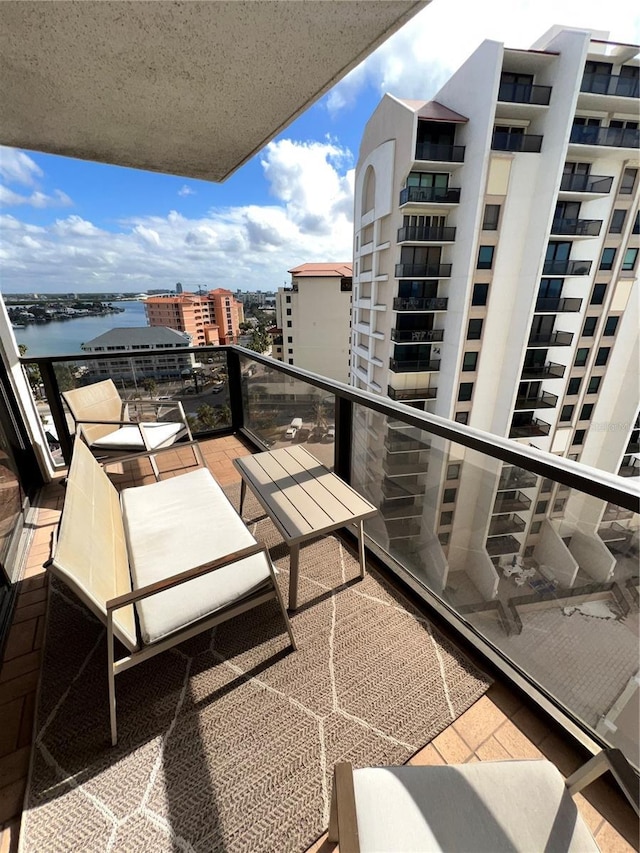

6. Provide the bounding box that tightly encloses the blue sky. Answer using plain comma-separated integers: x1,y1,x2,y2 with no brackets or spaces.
1,0,637,294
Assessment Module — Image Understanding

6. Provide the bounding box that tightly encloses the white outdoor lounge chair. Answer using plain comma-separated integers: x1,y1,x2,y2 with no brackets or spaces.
328,751,639,853
62,378,200,479
46,439,296,745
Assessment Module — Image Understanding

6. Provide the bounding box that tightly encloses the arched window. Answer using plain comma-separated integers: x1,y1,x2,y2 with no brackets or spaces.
362,165,376,215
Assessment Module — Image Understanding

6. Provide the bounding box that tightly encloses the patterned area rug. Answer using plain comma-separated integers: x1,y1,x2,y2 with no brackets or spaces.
21,484,490,853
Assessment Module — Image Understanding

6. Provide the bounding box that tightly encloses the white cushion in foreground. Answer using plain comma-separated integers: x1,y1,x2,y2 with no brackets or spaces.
92,422,183,451
121,467,272,644
352,762,599,853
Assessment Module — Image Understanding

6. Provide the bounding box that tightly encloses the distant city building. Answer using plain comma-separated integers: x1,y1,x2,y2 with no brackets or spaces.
144,289,243,346
274,263,353,383
176,282,183,294
81,326,194,383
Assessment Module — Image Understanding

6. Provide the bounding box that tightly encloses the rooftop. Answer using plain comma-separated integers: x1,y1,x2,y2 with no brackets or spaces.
81,326,191,349
288,263,354,277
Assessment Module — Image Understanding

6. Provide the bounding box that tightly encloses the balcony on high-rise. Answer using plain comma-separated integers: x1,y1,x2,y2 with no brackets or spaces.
399,186,461,205
570,124,640,149
497,465,538,491
497,81,552,105
527,330,573,347
493,491,532,513
390,328,444,343
491,130,543,152
513,391,559,410
386,386,438,402
389,357,441,373
393,296,448,312
509,416,552,438
581,72,639,98
397,225,457,243
542,258,592,276
395,262,452,278
414,141,465,162
488,514,527,537
550,218,602,237
520,361,566,379
559,173,613,193
534,296,583,312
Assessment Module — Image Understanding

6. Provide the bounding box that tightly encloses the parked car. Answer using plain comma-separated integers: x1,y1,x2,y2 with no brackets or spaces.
285,417,303,440
294,428,310,444
325,424,335,441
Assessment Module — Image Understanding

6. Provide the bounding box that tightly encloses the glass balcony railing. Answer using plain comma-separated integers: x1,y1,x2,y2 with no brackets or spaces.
414,142,465,162
395,263,452,278
559,173,613,193
513,391,558,410
389,358,441,373
570,125,640,148
550,218,602,237
387,386,438,402
491,132,543,152
397,225,456,242
520,361,565,379
534,297,582,312
542,259,592,275
497,81,552,105
399,186,461,204
19,344,640,772
527,331,573,347
581,73,639,98
390,328,444,343
393,297,448,312
509,416,552,437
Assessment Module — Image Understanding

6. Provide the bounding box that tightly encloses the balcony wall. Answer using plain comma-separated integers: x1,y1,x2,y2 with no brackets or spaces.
491,132,543,152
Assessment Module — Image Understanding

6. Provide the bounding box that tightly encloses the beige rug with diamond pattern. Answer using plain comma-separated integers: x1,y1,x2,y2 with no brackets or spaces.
21,485,490,853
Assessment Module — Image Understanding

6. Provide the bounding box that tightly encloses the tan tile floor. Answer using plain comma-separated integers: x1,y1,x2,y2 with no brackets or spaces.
0,436,637,853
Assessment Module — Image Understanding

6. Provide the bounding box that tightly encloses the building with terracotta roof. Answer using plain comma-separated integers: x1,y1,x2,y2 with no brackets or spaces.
144,289,243,347
274,262,353,382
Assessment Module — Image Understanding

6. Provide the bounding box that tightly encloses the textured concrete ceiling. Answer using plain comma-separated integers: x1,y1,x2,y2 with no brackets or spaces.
0,0,427,182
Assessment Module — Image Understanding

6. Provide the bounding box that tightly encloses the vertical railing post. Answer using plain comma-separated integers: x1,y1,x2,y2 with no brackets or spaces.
226,347,244,434
334,396,353,484
38,361,74,465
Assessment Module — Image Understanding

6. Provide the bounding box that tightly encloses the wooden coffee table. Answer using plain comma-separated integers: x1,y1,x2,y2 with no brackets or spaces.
233,446,377,610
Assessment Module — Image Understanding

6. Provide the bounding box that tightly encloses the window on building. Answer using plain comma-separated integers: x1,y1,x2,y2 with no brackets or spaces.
620,167,638,194
440,511,454,526
595,347,610,366
599,248,616,270
458,382,473,401
286,308,292,315
446,463,460,480
462,352,478,371
590,284,606,305
553,499,567,514
288,358,294,364
573,429,586,446
580,403,594,420
438,532,450,546
567,378,581,395
574,348,589,367
287,336,293,343
541,479,553,493
535,500,548,514
609,209,627,234
587,376,601,394
443,488,457,504
477,245,495,269
560,404,574,422
582,316,597,336
622,247,638,271
467,318,483,340
531,521,542,534
286,320,292,327
603,317,619,336
472,284,489,305
482,204,501,230
455,412,469,424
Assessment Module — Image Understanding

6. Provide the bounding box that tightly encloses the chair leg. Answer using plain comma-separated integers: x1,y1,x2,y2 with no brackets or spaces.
268,556,297,651
149,454,160,482
328,763,360,853
107,613,118,746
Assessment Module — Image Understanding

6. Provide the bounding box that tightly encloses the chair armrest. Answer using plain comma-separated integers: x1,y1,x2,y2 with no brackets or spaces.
106,541,269,611
90,437,203,473
75,418,133,427
328,763,360,853
566,748,639,816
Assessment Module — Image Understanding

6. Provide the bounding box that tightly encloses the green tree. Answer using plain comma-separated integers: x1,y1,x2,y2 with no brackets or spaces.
195,404,219,430
247,327,270,354
142,378,157,398
19,344,43,399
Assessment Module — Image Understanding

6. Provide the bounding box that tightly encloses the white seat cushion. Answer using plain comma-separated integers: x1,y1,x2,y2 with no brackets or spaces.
352,762,599,853
91,421,183,452
121,467,272,645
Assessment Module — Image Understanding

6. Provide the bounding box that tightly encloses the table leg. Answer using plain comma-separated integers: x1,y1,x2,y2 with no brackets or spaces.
239,478,246,516
357,519,366,580
289,543,300,611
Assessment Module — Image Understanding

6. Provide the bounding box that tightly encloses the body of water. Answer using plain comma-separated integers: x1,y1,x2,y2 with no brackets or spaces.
13,300,149,357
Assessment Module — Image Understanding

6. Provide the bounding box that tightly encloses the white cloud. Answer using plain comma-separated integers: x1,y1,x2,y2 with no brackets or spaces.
0,147,43,186
178,185,196,197
327,0,640,112
0,139,355,293
0,184,72,209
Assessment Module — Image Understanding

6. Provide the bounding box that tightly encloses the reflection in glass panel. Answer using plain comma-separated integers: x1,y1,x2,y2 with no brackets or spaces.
241,356,336,469
350,402,639,768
